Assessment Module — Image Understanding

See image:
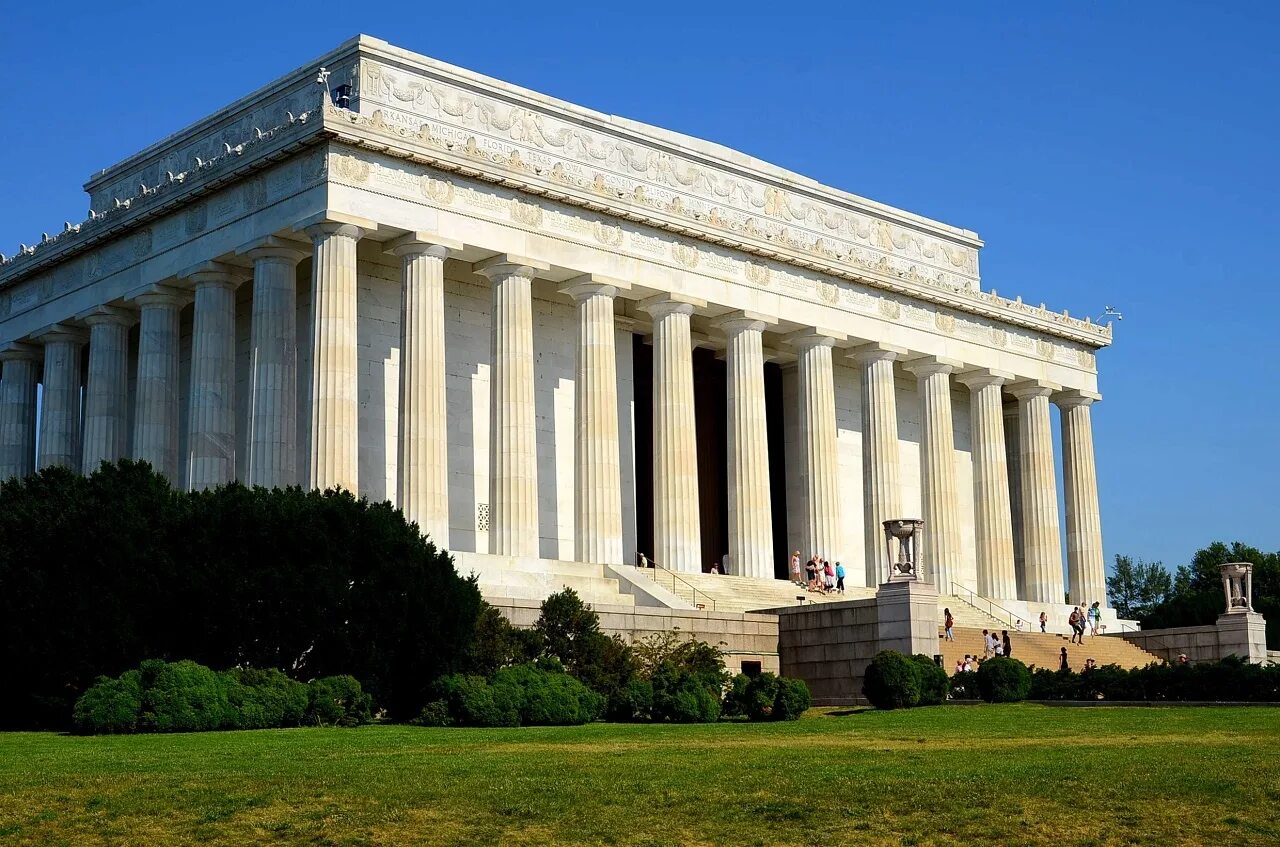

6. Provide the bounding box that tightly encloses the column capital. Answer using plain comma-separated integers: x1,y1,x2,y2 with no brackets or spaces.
713,309,775,336
850,341,909,365
31,323,87,345
179,260,248,290
473,253,549,281
295,211,376,241
640,292,705,320
904,355,964,379
129,283,192,309
1008,379,1062,401
384,231,463,258
0,341,41,361
237,235,308,263
560,273,631,301
1054,388,1102,409
956,367,1015,391
78,304,137,327
784,326,847,351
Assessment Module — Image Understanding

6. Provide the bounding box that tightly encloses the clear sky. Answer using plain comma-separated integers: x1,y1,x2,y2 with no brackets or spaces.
2,2,1276,574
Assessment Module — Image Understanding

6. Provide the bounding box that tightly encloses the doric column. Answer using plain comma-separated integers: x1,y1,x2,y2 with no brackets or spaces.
957,370,1018,601
0,343,40,479
905,357,963,592
81,306,134,474
564,275,628,566
241,237,306,489
789,329,844,580
35,325,86,471
1057,390,1106,607
642,294,705,573
301,214,370,492
386,234,460,545
1010,380,1065,605
475,255,548,558
855,343,906,585
132,286,188,483
185,263,244,490
717,311,775,579
1003,401,1028,599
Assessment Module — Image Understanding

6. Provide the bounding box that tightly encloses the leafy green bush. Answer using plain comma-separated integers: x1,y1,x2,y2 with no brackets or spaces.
948,670,979,700
227,668,308,729
411,700,452,727
863,651,921,710
305,675,372,727
656,673,722,723
1028,657,1280,702
741,673,780,720
911,655,949,706
721,673,752,718
772,677,811,721
72,671,142,734
976,657,1032,703
434,674,519,727
493,663,604,726
139,659,236,732
611,678,654,722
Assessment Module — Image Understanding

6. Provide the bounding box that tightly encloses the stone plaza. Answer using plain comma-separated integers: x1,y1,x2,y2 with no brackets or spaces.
1,36,1122,659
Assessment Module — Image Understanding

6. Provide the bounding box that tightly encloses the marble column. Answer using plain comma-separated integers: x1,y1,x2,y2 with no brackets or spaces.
856,343,905,586
564,276,627,566
1011,381,1065,605
242,237,306,489
0,344,40,479
81,307,134,474
303,217,367,492
906,357,963,592
791,330,844,579
132,287,188,483
185,264,243,490
958,370,1018,601
1003,401,1027,600
36,325,86,471
643,295,705,573
386,234,460,545
718,312,774,579
1057,390,1106,607
475,255,548,558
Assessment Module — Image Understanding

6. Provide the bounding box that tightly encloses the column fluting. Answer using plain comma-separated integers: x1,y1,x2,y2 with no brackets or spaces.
81,307,134,474
1058,391,1106,607
476,257,544,558
643,297,703,573
305,221,364,492
1003,401,1027,599
792,332,843,580
1011,381,1065,605
36,327,86,471
186,266,243,490
906,358,963,592
132,289,187,483
388,236,456,546
0,345,40,479
957,371,1018,601
244,240,305,489
566,279,625,565
857,344,904,585
720,314,774,578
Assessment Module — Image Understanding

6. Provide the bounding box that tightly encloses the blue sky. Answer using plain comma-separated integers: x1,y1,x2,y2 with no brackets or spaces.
2,2,1276,572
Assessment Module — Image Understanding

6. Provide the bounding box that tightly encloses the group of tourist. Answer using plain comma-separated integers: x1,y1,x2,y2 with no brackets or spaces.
1068,602,1104,644
951,622,1015,673
789,551,845,595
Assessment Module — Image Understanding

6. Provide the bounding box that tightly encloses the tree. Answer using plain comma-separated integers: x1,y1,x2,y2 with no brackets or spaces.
1143,541,1280,649
1106,554,1172,619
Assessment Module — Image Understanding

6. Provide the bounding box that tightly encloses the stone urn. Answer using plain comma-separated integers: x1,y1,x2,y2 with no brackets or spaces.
883,518,925,581
1220,562,1254,613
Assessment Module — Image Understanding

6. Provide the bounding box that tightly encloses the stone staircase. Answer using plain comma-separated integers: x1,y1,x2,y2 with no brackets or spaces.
940,625,1161,672
637,568,877,614
453,552,635,607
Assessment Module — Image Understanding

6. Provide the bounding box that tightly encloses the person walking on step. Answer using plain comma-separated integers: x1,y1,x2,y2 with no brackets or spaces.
943,608,955,642
1002,630,1012,660
981,629,993,659
1068,608,1081,644
1089,601,1102,636
1039,611,1048,633
835,561,846,595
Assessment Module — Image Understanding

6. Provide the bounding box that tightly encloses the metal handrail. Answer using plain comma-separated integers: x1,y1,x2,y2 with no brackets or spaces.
634,554,716,611
948,582,1031,631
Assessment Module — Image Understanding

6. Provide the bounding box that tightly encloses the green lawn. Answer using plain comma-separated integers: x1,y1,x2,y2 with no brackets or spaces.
1,705,1277,846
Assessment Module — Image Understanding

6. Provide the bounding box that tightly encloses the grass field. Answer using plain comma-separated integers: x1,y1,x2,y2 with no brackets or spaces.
1,705,1277,847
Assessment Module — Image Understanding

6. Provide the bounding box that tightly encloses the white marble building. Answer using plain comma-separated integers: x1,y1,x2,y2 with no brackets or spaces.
0,36,1112,620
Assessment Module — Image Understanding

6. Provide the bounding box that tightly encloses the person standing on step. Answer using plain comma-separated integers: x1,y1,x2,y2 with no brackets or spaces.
1040,611,1048,633
822,559,835,593
790,550,802,586
943,608,955,642
1002,630,1012,660
981,629,993,659
1089,601,1102,636
1059,646,1071,672
835,561,846,595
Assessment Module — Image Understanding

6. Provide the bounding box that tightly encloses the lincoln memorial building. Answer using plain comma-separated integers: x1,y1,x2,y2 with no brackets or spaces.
0,36,1118,631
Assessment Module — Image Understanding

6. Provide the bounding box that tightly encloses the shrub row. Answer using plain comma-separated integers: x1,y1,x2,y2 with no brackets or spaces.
862,651,950,709
73,659,372,734
416,661,604,727
723,672,812,721
1029,656,1280,702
